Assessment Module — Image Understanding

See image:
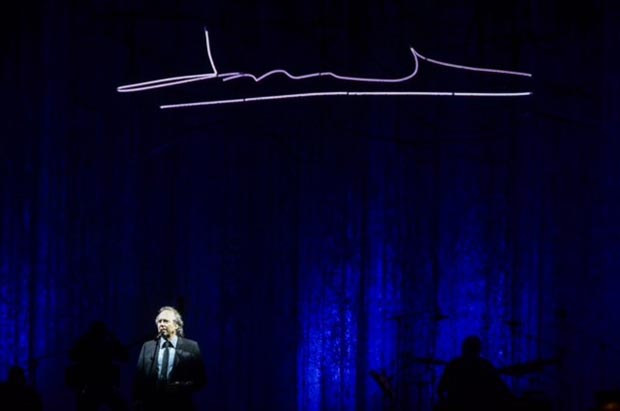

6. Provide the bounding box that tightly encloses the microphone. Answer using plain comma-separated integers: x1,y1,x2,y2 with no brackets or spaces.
155,331,168,348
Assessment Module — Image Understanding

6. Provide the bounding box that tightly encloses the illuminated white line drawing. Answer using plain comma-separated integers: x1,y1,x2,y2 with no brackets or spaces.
117,28,532,108
160,91,532,109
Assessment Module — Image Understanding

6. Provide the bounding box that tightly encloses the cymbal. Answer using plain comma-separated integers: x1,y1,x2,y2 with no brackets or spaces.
498,358,560,376
386,311,450,321
407,356,448,366
399,352,448,366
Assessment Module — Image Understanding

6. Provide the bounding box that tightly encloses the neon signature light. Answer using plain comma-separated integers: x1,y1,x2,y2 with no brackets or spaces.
117,28,532,108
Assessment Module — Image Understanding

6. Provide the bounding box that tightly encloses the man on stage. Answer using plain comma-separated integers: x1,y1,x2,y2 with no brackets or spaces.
134,306,206,411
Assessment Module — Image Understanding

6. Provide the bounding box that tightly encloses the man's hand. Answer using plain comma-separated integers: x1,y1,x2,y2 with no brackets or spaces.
165,381,192,394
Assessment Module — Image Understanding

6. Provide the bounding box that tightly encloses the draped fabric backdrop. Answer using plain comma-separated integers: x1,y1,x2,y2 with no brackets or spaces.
1,1,619,411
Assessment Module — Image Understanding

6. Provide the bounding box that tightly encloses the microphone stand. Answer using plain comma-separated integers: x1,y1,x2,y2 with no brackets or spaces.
149,333,161,378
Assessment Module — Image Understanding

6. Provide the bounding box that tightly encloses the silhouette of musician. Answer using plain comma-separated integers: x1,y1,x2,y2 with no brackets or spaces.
437,335,514,411
67,320,129,411
0,365,43,411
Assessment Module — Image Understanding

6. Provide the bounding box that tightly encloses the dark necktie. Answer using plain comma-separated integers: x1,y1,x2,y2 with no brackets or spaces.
160,341,171,381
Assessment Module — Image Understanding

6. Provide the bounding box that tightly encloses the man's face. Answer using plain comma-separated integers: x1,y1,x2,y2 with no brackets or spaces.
155,310,179,338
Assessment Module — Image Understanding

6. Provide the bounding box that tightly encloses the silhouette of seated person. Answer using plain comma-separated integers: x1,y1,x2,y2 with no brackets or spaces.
437,335,514,411
67,320,129,411
0,365,43,411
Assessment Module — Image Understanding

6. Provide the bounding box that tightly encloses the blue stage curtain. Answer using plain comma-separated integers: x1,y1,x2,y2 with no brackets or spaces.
1,2,619,411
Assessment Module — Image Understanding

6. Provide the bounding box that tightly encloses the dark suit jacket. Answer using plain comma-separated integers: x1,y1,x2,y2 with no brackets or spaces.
134,336,206,411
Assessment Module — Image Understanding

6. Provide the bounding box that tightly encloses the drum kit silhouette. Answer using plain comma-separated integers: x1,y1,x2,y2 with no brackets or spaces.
369,310,447,411
369,311,561,411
